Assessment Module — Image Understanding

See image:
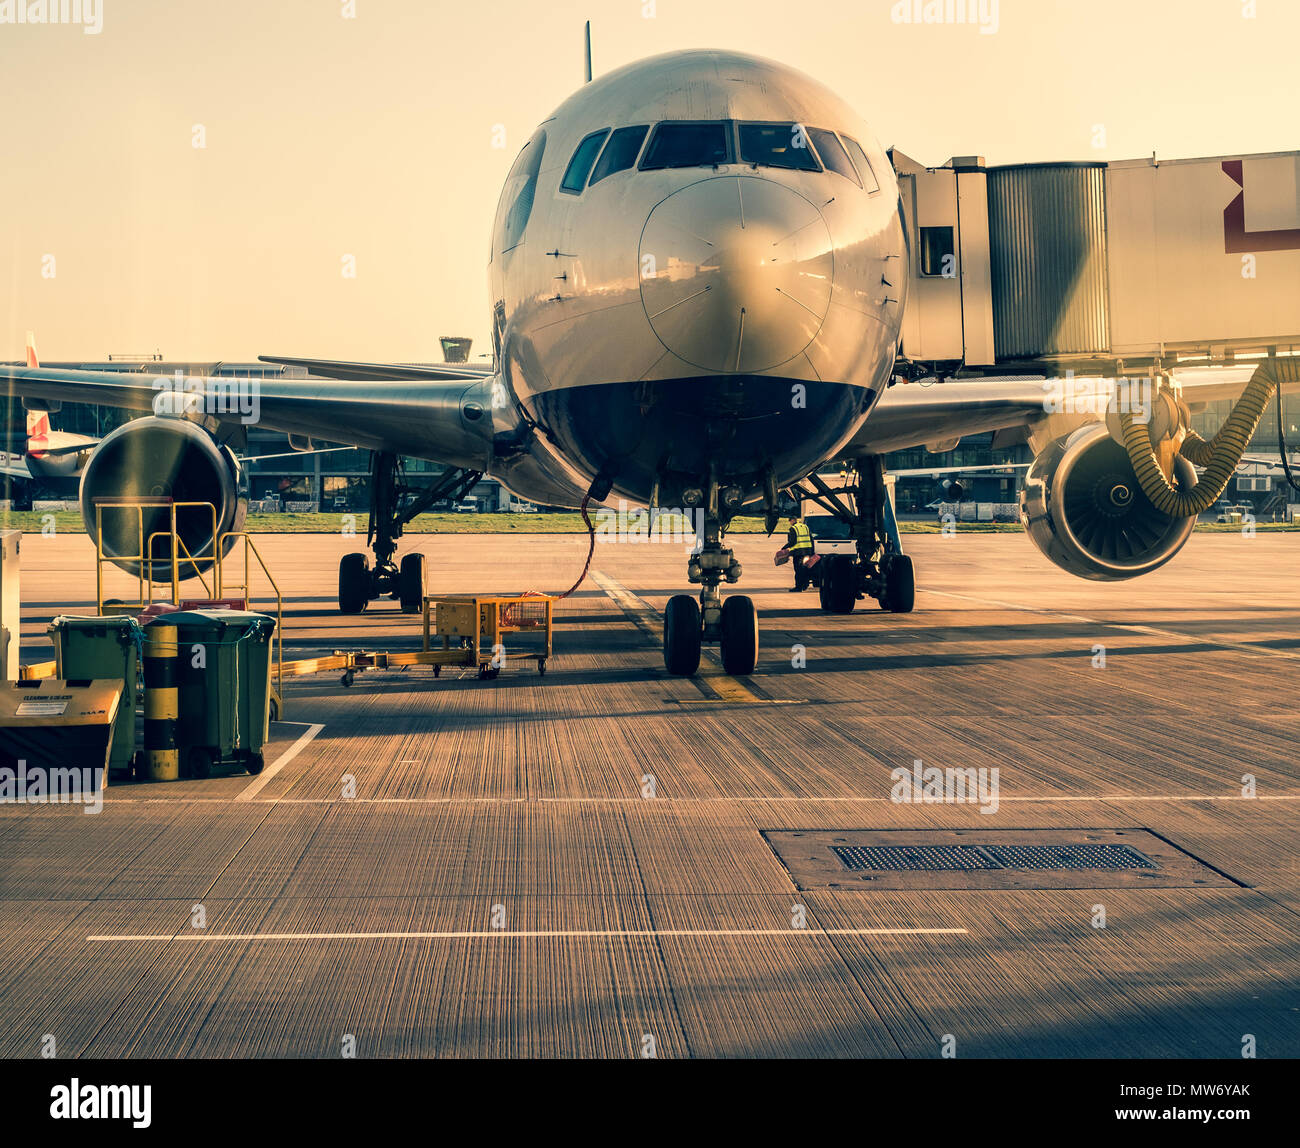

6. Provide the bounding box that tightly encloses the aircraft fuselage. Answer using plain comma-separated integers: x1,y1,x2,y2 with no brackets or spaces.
486,49,907,510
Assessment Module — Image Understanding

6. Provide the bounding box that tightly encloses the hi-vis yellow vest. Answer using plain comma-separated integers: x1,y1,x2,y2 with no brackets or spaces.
790,521,813,551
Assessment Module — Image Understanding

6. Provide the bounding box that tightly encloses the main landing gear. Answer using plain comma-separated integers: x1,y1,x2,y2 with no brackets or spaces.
790,455,916,617
338,451,482,614
663,479,759,677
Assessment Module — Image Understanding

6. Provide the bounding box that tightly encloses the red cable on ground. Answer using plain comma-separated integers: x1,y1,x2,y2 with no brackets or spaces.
517,493,595,604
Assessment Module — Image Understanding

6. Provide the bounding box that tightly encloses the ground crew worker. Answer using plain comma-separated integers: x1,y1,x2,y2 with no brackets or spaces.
786,515,814,591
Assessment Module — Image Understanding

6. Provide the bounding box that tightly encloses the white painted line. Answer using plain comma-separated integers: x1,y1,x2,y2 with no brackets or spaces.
921,587,1300,662
72,793,1300,806
233,722,324,802
87,926,968,943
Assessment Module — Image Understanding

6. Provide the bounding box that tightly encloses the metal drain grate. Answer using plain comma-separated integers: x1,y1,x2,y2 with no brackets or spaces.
832,843,1156,873
983,844,1156,870
832,845,1001,871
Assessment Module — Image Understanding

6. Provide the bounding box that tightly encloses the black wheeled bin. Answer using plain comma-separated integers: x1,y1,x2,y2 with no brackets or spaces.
146,609,276,779
48,615,142,782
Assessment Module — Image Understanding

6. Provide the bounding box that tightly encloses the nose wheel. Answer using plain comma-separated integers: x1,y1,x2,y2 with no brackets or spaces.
662,492,759,677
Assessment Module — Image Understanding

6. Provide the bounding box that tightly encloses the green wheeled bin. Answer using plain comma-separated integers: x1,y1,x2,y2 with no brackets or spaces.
48,615,142,782
147,609,276,779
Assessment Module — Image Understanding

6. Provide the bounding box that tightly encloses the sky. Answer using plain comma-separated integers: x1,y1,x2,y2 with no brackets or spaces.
1,0,1296,362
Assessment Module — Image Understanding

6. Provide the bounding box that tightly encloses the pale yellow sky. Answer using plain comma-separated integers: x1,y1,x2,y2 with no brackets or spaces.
1,0,1296,362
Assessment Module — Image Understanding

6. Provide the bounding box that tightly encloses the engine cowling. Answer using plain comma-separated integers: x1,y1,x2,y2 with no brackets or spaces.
1020,423,1197,581
79,417,246,581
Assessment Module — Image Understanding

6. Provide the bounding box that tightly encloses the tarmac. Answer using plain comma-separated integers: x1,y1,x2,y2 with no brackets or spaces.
1,529,1297,1058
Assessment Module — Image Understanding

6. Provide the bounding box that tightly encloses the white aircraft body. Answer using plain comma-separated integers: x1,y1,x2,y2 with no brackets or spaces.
4,49,1297,675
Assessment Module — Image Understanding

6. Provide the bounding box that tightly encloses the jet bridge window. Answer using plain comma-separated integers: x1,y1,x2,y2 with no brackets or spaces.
737,122,821,172
640,122,732,170
561,129,610,194
589,125,649,185
919,226,955,277
841,135,880,194
807,127,861,186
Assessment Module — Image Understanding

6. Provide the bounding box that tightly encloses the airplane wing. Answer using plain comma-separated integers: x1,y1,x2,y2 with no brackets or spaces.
0,363,498,471
849,366,1273,456
256,355,494,381
0,452,32,480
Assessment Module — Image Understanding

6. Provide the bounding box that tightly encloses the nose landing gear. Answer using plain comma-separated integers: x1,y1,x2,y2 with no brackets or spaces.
662,485,759,677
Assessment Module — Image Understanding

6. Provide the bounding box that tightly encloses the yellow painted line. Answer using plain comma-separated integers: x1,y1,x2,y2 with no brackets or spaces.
87,926,968,943
697,658,762,703
591,569,774,704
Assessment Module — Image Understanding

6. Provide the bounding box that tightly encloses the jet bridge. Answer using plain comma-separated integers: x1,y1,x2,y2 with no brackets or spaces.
892,147,1300,372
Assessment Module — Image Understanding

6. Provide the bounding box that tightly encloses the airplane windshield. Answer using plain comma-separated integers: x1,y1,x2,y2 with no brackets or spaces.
589,125,649,185
737,122,821,172
807,127,861,186
640,122,732,169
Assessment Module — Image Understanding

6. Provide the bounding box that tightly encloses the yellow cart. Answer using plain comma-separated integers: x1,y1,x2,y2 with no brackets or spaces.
279,594,555,687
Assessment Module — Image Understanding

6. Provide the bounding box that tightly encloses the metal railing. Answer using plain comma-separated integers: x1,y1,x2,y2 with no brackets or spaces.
93,498,218,614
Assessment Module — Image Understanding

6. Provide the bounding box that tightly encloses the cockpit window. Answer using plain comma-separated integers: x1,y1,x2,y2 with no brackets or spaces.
841,135,880,194
561,130,610,194
588,125,649,185
737,122,821,172
501,130,546,251
807,127,861,187
640,122,732,170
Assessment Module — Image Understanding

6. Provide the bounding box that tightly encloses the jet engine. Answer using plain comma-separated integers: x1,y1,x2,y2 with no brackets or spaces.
79,417,246,580
1020,423,1198,581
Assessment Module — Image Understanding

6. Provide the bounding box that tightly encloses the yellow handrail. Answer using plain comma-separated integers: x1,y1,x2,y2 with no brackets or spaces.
94,499,218,614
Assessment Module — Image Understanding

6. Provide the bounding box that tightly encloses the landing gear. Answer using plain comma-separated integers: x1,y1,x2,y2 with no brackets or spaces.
398,553,426,615
789,455,917,615
719,595,758,675
339,552,370,614
336,451,481,613
820,554,857,615
664,595,702,676
662,478,759,676
880,553,915,613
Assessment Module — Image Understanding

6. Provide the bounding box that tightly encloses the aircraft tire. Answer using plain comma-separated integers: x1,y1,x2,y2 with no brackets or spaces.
339,552,370,614
663,595,702,676
823,555,856,614
880,554,915,613
399,552,426,614
719,595,758,675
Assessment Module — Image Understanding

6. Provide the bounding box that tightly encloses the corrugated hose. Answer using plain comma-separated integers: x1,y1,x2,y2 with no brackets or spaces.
1118,356,1300,516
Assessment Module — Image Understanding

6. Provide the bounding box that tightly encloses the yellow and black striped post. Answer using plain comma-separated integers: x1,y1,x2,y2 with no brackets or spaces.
143,623,179,781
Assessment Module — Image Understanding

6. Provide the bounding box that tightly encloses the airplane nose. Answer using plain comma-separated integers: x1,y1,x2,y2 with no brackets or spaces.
639,176,833,374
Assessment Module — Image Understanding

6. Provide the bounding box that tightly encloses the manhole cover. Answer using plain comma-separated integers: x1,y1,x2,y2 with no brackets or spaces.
763,829,1240,891
831,842,1156,872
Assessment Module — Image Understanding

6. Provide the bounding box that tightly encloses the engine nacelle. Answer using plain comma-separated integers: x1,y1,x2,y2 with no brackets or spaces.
1020,423,1197,581
79,417,246,581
